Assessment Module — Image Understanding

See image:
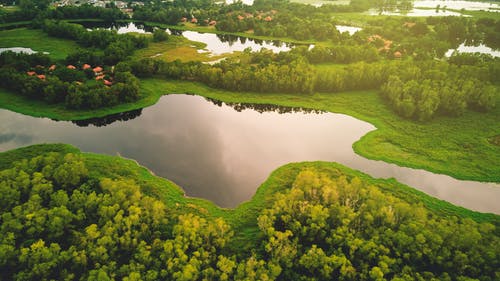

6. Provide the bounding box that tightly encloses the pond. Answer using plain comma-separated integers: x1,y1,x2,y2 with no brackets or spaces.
1,94,499,213
335,25,362,35
181,31,292,55
445,42,500,58
0,47,48,55
80,22,297,55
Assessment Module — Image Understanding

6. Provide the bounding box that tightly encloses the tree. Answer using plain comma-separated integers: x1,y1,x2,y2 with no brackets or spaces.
153,29,169,42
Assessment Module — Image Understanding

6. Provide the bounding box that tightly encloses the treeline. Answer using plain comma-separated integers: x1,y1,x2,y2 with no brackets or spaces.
133,0,218,26
381,76,496,121
1,151,498,280
0,52,139,109
130,47,385,94
0,2,126,24
42,20,148,65
130,49,497,119
381,61,498,120
132,56,316,93
40,4,127,22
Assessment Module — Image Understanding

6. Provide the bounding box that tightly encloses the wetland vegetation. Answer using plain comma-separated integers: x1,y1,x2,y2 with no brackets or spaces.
0,0,499,279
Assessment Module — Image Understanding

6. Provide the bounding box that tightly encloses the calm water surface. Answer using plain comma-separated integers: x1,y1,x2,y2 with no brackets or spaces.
335,25,362,35
446,42,500,57
81,22,298,55
0,95,499,213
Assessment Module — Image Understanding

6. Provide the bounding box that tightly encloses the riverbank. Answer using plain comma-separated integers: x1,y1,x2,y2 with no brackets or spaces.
1,144,498,252
1,78,498,183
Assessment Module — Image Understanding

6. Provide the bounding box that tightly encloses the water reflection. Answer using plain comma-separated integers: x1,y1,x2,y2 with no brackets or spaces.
78,21,153,34
71,109,143,127
445,42,500,58
335,25,362,35
0,95,498,213
181,30,293,55
205,97,325,114
79,22,297,54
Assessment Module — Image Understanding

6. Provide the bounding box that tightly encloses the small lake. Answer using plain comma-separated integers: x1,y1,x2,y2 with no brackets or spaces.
445,42,500,58
80,22,296,55
335,25,362,35
0,94,499,213
181,31,292,55
0,47,48,55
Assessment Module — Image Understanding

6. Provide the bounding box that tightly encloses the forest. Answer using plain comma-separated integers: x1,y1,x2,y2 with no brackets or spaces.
0,0,499,279
0,146,499,281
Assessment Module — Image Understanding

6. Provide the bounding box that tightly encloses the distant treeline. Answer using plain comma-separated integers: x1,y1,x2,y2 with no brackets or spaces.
0,2,126,24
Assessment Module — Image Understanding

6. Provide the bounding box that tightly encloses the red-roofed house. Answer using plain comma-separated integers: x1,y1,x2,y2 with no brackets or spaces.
103,80,113,86
67,65,76,69
27,71,36,76
37,74,46,80
181,17,187,22
394,51,402,58
191,17,198,23
264,16,272,22
209,20,217,26
95,75,105,80
82,64,91,70
49,65,56,71
237,15,245,20
93,66,103,73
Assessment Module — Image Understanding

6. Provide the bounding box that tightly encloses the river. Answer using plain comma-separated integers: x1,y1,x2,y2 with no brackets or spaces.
0,94,498,213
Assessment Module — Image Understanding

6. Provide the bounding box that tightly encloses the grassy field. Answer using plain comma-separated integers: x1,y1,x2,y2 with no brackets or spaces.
1,78,498,183
0,28,79,61
1,143,498,251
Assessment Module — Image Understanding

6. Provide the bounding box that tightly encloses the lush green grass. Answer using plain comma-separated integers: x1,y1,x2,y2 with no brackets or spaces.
0,21,31,29
0,28,79,61
2,144,498,250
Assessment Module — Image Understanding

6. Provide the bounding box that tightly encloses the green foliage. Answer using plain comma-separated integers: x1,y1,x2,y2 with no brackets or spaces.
1,146,498,280
381,61,498,121
257,168,500,280
153,29,169,42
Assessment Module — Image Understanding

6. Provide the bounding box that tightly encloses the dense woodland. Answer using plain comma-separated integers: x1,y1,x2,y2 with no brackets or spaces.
0,150,499,280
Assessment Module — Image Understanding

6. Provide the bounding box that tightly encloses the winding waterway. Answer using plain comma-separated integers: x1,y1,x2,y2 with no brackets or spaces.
80,22,297,55
0,95,498,213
